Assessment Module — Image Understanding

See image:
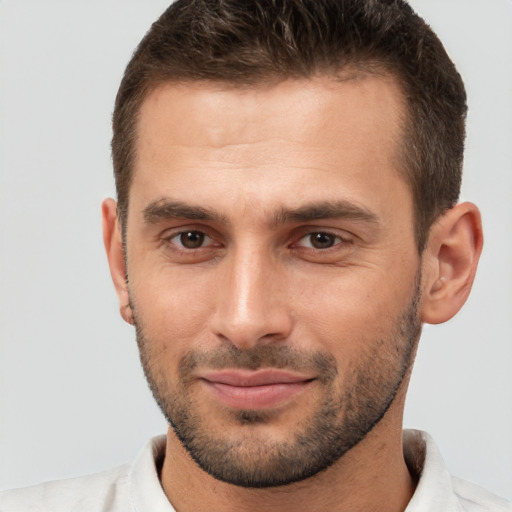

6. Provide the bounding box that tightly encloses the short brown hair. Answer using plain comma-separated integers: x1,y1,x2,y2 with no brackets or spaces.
112,0,467,251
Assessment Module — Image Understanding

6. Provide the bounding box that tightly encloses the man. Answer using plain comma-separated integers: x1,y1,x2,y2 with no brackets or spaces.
1,0,510,510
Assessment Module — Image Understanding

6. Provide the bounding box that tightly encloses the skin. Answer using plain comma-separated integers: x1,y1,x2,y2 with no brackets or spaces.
103,75,483,512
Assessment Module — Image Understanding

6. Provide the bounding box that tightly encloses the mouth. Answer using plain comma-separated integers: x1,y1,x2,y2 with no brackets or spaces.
199,369,316,410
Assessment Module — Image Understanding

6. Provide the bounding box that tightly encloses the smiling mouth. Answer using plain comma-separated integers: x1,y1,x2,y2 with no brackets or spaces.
199,369,316,410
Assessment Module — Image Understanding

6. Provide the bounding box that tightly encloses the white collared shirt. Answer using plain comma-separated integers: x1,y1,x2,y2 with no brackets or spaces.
1,430,510,511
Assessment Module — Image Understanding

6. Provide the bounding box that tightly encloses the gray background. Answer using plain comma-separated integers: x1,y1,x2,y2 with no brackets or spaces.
0,0,511,500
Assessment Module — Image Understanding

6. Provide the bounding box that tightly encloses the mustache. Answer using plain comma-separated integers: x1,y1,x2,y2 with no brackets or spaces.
178,344,338,383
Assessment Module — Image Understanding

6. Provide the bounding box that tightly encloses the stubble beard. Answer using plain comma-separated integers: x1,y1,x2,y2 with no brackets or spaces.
132,279,422,488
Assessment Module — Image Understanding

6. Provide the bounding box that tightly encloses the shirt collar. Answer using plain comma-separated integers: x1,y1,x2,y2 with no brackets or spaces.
128,430,464,512
403,429,464,512
129,435,174,512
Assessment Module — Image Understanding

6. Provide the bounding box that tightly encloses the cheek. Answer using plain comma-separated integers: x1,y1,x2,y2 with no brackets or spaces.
291,267,417,354
130,265,216,352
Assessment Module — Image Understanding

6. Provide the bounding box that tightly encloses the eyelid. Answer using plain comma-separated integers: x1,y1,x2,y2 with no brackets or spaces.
293,229,353,248
159,224,353,252
169,231,213,248
297,233,342,248
160,225,220,249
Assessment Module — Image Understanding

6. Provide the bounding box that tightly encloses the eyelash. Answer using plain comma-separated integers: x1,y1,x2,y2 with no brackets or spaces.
165,230,216,250
294,231,350,250
162,229,351,252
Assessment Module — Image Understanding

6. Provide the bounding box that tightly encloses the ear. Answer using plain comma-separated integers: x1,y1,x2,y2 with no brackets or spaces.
102,198,134,325
421,202,483,324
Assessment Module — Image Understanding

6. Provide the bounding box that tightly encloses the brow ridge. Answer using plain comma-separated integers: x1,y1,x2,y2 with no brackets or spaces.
142,198,379,227
143,199,228,224
271,201,379,226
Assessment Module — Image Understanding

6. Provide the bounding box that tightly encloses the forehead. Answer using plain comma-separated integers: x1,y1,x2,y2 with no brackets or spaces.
131,75,409,220
136,73,404,152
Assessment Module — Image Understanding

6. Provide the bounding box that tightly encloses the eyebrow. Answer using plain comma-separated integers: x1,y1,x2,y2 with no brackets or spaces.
271,201,379,226
142,198,379,227
143,200,228,224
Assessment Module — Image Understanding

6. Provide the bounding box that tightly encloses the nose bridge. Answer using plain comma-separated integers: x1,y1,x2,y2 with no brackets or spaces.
211,239,292,349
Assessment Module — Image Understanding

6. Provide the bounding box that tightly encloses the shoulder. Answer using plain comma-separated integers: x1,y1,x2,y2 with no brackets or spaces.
0,464,131,512
452,477,512,512
0,435,168,512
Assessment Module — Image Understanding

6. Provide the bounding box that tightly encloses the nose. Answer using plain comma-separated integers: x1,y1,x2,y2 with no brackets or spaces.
209,246,294,350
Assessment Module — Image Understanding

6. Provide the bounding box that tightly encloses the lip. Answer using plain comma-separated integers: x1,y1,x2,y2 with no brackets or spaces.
199,369,315,410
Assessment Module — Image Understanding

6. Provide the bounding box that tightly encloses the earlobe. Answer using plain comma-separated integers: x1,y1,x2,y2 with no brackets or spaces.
421,202,483,325
102,198,134,325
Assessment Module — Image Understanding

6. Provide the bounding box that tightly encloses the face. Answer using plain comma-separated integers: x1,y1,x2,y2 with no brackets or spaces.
123,76,423,487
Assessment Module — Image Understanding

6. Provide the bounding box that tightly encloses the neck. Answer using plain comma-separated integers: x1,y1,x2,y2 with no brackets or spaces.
160,399,416,512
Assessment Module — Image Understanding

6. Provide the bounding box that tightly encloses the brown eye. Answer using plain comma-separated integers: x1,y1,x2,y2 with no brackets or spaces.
308,232,337,249
176,231,208,249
